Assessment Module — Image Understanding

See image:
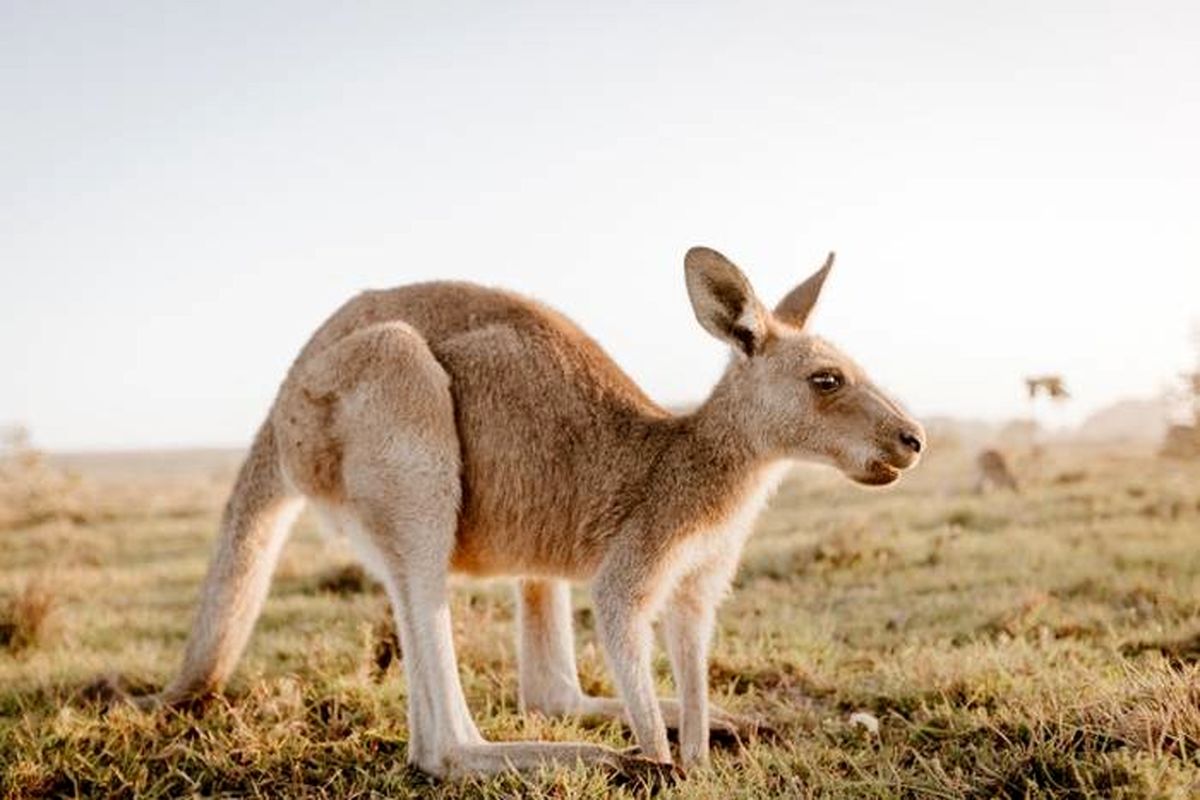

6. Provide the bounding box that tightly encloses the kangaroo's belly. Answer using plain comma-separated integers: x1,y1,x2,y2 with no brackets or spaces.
448,457,616,581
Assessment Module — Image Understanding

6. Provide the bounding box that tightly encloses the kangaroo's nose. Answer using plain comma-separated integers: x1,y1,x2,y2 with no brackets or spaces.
899,430,924,454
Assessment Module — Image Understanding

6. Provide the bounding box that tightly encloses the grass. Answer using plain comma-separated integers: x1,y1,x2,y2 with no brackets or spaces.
0,582,55,654
2,443,1199,798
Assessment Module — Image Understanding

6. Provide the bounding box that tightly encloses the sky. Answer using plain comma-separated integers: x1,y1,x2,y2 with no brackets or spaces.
2,1,1198,450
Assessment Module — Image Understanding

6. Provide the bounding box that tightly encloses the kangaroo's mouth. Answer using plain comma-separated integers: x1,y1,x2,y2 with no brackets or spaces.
853,459,902,486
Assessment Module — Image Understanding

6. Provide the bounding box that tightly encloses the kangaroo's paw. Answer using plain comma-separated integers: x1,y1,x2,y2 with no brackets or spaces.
127,686,216,715
664,708,778,751
709,708,780,748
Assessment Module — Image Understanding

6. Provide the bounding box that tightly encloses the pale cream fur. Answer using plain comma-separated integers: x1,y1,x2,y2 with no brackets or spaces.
148,246,924,780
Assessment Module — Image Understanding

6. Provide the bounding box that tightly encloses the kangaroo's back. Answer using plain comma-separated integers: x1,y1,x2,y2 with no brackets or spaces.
298,282,661,417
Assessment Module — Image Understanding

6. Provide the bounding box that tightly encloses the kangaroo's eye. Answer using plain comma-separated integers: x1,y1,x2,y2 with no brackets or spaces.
808,370,843,394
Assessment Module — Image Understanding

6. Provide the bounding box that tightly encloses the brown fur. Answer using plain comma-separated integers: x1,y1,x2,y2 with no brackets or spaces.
976,448,1020,492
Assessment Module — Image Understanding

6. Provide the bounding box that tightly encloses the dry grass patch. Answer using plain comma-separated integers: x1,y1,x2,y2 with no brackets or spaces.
2,444,1200,797
0,582,55,654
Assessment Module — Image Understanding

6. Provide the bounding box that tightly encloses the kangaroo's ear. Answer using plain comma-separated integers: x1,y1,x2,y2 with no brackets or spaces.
774,252,835,329
684,246,768,357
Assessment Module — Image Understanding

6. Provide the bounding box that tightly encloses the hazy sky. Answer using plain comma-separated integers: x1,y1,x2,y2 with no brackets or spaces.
3,1,1198,450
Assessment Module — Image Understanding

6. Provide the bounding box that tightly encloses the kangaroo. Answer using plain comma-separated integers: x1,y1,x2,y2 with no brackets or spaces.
145,246,924,780
975,448,1020,493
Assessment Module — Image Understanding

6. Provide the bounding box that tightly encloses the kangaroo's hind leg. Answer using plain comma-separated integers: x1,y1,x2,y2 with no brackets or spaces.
312,322,642,779
516,579,588,715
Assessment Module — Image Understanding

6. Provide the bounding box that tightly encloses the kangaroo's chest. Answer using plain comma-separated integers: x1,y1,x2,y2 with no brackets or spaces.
658,462,794,582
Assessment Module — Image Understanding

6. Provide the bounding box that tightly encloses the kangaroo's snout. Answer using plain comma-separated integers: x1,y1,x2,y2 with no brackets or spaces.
898,429,923,454
883,419,926,472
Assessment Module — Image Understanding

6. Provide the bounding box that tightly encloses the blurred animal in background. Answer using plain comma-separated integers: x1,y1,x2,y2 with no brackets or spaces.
975,449,1019,493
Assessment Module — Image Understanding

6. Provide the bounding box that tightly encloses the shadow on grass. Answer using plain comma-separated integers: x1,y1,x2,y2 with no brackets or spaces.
1121,630,1200,667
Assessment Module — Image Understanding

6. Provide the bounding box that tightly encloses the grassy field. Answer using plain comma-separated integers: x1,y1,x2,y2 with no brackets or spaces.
2,441,1199,798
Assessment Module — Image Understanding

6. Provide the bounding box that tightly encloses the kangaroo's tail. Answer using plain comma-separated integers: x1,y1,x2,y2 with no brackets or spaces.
156,420,303,705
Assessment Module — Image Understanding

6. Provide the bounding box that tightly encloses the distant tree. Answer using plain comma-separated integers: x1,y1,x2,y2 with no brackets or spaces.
1190,321,1200,425
1025,375,1070,401
0,424,31,456
1159,324,1200,458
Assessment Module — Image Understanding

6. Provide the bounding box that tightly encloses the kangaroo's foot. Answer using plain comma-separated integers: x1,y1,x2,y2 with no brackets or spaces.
532,694,776,750
670,706,779,750
119,672,229,715
417,740,680,788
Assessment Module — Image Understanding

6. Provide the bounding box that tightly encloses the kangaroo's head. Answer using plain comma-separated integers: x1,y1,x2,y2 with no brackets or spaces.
685,246,924,486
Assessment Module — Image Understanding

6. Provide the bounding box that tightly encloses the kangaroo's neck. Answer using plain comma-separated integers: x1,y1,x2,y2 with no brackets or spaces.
637,371,786,539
